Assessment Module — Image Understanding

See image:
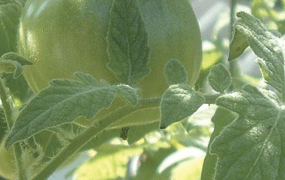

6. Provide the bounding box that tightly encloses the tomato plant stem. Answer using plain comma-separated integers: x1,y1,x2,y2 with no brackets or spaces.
230,0,237,40
229,0,240,91
0,78,14,130
31,98,161,180
0,77,27,180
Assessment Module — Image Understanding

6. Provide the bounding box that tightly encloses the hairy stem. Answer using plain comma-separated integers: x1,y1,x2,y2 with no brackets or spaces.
229,0,240,91
31,98,160,180
230,0,237,40
0,77,27,180
0,78,13,129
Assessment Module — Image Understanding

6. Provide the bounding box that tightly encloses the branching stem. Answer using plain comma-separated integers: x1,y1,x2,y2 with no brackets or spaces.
31,98,160,180
0,77,27,180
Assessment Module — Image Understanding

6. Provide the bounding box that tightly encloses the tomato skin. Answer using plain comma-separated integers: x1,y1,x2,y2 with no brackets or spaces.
1,1,202,178
19,0,202,96
18,0,202,127
0,136,15,179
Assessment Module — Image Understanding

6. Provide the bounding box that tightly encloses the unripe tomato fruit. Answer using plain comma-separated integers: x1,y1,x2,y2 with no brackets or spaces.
0,136,15,179
1,0,202,178
18,0,202,127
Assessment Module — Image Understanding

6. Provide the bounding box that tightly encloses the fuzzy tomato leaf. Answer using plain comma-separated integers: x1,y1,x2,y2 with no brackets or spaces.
48,123,86,141
107,0,150,85
211,84,285,180
164,59,188,86
116,84,138,106
233,12,285,94
160,84,205,129
201,107,237,180
208,63,231,93
5,73,137,148
0,52,32,78
0,59,22,78
1,52,32,66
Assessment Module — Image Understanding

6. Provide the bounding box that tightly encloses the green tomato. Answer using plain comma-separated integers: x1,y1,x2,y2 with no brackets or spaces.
0,136,15,179
18,0,202,127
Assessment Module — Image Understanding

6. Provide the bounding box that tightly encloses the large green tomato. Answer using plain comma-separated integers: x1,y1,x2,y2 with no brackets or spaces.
18,0,202,127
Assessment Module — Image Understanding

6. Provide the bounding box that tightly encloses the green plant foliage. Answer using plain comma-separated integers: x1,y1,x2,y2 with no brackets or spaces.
107,0,150,85
75,144,143,180
0,107,6,143
3,0,285,179
230,12,285,94
201,107,237,180
164,59,188,86
0,1,31,105
208,11,285,179
127,122,159,144
0,1,22,55
228,29,249,61
195,41,223,91
160,84,205,128
5,72,138,148
212,85,282,180
208,64,232,93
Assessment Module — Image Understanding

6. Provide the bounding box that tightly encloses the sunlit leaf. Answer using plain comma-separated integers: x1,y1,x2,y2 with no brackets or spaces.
233,12,285,94
160,84,205,129
211,85,284,180
201,107,237,180
116,84,138,106
6,73,137,148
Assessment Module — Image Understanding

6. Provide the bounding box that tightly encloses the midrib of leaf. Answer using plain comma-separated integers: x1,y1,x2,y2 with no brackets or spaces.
235,12,285,99
279,38,285,101
108,0,150,85
213,85,283,179
122,1,132,85
245,105,282,179
122,1,148,85
166,93,189,118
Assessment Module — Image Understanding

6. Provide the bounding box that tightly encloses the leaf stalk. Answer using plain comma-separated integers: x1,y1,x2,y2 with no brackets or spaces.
31,98,160,180
0,77,27,180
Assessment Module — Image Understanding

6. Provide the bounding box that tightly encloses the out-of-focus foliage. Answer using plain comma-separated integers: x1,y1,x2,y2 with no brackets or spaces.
251,0,285,33
73,105,216,180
